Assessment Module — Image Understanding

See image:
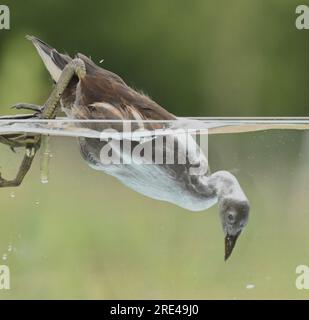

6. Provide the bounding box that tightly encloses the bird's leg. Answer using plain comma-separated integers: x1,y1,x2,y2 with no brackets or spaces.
1,58,85,120
0,113,40,120
0,59,85,188
11,103,43,113
0,135,41,188
39,58,86,119
0,133,41,151
2,58,85,120
0,135,27,151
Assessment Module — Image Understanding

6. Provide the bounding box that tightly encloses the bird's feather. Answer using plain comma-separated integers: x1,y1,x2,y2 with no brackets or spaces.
27,35,176,126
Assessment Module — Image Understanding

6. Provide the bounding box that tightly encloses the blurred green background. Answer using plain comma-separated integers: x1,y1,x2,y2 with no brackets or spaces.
1,0,309,117
1,0,309,299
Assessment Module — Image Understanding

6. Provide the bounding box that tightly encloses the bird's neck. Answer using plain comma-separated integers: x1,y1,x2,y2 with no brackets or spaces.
207,170,246,201
196,170,245,202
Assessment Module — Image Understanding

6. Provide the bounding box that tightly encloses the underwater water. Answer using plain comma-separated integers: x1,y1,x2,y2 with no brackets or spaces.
0,118,309,299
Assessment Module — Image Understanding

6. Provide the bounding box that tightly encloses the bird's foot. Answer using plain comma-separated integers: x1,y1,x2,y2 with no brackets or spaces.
10,103,43,118
0,133,40,153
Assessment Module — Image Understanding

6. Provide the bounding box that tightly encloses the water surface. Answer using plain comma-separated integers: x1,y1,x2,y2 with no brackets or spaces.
0,118,308,299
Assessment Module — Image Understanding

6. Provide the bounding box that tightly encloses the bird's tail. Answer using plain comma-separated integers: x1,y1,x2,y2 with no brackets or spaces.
26,35,71,82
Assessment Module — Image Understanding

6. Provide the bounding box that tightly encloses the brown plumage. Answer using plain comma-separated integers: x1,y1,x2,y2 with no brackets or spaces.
76,54,175,121
29,37,175,131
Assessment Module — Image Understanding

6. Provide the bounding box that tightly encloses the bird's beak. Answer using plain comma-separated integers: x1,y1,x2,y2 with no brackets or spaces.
224,231,241,261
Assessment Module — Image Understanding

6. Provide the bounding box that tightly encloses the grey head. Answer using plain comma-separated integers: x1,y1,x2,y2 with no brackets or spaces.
208,170,250,261
218,196,250,261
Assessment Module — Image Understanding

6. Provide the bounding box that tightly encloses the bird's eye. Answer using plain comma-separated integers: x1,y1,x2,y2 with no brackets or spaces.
227,213,235,223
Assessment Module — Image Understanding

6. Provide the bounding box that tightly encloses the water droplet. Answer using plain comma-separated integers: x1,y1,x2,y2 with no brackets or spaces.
2,254,7,260
10,192,15,198
7,245,12,252
35,200,40,205
246,284,255,289
41,177,49,184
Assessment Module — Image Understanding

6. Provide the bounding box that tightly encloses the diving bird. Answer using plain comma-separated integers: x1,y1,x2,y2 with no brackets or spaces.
24,36,250,260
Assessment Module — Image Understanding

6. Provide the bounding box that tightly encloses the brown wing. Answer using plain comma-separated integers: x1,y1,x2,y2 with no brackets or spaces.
74,54,176,122
72,73,175,132
77,75,174,116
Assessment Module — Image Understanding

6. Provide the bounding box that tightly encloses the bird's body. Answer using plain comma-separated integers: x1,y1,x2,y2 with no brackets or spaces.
71,97,215,212
33,38,216,211
28,36,250,259
78,132,216,212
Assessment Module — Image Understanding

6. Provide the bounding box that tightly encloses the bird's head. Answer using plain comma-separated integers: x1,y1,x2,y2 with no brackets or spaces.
218,196,250,261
